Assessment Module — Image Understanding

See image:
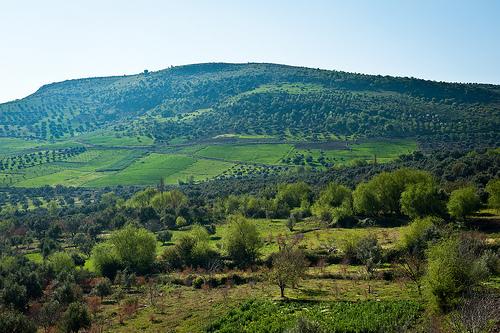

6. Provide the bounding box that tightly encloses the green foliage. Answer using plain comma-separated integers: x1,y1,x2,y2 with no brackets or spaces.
274,182,312,217
206,299,422,333
0,309,37,333
224,215,262,266
312,182,353,224
59,302,91,333
424,235,491,313
90,242,122,279
157,230,173,244
161,225,218,269
353,168,435,216
447,186,480,220
400,182,445,218
0,279,28,311
485,178,500,212
108,225,157,273
401,216,443,256
91,225,157,275
269,236,308,298
47,251,75,275
93,278,112,300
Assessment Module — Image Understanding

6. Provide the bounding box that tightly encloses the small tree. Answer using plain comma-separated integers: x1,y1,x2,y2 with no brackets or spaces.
224,215,262,267
398,217,442,296
37,300,61,333
270,235,308,298
157,230,173,244
424,235,491,313
0,309,36,333
355,235,382,277
485,178,500,213
59,302,91,333
94,278,112,300
447,186,480,220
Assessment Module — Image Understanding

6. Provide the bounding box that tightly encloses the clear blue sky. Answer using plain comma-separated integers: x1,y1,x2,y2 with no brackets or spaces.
1,0,499,102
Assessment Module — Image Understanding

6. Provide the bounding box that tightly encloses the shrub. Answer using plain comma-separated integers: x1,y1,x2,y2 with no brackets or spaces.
91,225,157,276
447,186,480,220
424,235,491,313
59,302,91,333
224,215,262,267
485,178,500,212
0,309,36,333
48,251,76,275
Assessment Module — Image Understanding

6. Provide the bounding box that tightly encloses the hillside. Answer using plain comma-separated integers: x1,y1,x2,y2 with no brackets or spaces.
1,63,499,150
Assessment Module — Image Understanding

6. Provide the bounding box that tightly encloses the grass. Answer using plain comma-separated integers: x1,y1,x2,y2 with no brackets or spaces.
293,138,417,166
2,136,416,187
207,299,422,333
195,144,293,164
0,137,46,156
161,219,408,259
81,134,154,147
87,153,196,186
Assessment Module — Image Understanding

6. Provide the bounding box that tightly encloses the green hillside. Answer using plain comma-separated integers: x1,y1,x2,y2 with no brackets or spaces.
0,63,498,150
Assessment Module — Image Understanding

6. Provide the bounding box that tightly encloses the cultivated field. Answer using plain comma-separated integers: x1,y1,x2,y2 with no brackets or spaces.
0,134,416,187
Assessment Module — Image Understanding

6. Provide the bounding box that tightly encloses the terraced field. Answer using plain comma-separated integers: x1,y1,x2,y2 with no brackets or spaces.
0,134,417,187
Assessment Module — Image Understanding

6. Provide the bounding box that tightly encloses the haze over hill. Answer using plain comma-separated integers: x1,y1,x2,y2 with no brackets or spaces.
1,63,499,150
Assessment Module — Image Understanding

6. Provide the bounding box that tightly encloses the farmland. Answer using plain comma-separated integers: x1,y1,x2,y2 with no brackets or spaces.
0,134,417,188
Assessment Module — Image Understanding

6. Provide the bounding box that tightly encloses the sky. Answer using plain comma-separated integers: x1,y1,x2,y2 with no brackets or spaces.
0,0,499,103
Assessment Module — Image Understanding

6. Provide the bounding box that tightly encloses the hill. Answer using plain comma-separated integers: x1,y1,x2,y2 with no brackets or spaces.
1,63,499,150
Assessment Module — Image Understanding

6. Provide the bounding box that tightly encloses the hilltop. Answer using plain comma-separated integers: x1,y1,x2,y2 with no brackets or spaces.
1,62,499,150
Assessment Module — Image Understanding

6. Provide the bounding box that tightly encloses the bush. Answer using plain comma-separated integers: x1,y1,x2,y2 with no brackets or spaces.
48,251,76,275
157,230,173,244
447,186,480,220
59,302,91,333
90,242,122,279
0,309,36,333
91,225,157,276
224,215,262,267
424,235,491,313
485,178,500,212
192,276,204,289
161,225,219,269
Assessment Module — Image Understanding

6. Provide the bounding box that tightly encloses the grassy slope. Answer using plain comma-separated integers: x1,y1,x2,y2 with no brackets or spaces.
3,136,416,187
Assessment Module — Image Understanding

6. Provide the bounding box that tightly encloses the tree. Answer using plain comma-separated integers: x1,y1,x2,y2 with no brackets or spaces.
37,300,61,333
108,225,157,273
157,230,173,244
1,279,28,311
399,216,442,296
224,215,262,267
353,168,434,216
312,182,353,223
270,235,308,298
424,235,491,312
400,182,445,218
485,178,500,213
48,251,75,275
59,302,91,333
91,242,122,279
0,309,36,333
355,235,382,277
160,225,218,269
447,186,480,220
175,216,188,228
94,278,112,300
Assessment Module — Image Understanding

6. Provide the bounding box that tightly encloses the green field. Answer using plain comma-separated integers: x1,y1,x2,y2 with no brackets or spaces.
1,136,417,187
195,144,294,164
79,134,154,146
